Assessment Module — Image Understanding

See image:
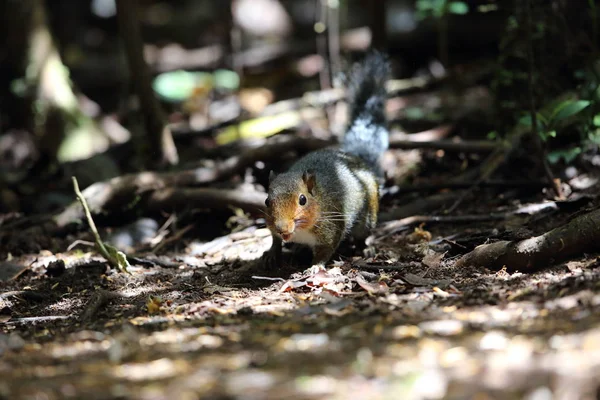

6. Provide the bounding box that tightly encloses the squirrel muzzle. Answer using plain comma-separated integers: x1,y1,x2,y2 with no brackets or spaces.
274,220,295,241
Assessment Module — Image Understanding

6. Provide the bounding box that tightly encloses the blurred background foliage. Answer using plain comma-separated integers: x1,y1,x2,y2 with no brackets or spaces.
0,0,599,215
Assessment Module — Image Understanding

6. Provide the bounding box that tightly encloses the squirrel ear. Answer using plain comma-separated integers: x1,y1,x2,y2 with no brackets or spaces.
302,170,316,194
269,170,276,183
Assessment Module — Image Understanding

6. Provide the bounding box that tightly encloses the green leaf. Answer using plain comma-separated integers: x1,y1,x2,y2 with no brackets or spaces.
105,243,131,273
216,111,302,145
448,1,469,14
213,69,240,91
536,113,549,126
547,147,582,164
551,100,591,122
537,130,557,142
588,129,600,144
152,70,212,102
518,114,545,130
538,129,556,142
519,115,532,127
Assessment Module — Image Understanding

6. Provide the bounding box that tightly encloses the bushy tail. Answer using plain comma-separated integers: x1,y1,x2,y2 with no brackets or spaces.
341,51,390,175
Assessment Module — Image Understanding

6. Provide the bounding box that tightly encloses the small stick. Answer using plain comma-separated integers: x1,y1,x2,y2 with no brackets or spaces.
386,179,547,195
388,138,497,153
251,276,286,282
67,240,95,251
72,177,130,273
80,290,123,322
73,177,112,262
151,224,195,253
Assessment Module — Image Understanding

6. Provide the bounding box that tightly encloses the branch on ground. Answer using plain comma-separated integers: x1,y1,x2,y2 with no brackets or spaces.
146,188,266,214
457,207,600,272
55,128,503,228
54,135,322,227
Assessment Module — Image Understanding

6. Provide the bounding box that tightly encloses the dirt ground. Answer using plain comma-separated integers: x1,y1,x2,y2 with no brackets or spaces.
1,195,600,400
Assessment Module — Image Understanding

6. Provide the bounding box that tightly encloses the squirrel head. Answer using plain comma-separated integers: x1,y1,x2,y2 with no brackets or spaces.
265,170,320,242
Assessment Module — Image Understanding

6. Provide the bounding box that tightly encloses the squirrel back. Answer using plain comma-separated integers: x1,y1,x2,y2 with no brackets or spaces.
341,51,390,175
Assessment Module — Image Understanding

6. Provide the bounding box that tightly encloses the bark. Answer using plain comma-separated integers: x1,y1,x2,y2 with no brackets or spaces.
457,207,600,271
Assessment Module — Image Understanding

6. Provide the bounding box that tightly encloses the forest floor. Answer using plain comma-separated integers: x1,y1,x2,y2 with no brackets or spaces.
1,186,600,400
2,1,600,398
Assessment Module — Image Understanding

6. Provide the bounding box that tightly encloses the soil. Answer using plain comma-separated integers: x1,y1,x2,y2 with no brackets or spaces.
2,195,600,400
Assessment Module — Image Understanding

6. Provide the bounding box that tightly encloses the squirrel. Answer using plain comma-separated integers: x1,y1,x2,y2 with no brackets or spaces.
263,51,390,270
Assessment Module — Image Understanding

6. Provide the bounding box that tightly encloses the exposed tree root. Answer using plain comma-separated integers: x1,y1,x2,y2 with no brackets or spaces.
457,207,600,271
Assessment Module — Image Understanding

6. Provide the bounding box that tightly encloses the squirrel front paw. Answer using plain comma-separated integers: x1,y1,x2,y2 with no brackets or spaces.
261,236,283,270
260,249,281,270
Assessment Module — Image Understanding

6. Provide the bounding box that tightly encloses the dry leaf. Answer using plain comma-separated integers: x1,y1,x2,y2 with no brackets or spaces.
355,275,389,295
422,251,446,268
403,273,452,288
406,224,432,243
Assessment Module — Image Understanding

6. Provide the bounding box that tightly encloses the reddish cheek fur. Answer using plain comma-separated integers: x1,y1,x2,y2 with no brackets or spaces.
267,196,319,232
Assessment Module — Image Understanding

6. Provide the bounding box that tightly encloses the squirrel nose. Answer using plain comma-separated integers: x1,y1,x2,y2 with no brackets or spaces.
275,221,294,235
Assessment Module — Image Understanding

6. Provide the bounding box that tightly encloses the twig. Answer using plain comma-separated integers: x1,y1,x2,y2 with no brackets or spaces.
386,179,547,195
251,276,286,282
377,214,506,237
445,176,484,214
128,256,181,269
73,178,112,262
67,240,95,251
80,290,123,322
353,262,413,271
151,223,194,254
115,0,178,167
327,0,341,80
377,201,558,237
316,0,331,90
398,124,454,142
388,138,497,153
72,177,130,273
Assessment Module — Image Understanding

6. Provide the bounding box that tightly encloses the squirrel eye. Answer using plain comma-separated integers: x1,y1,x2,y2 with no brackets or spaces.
299,194,307,206
265,197,270,207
